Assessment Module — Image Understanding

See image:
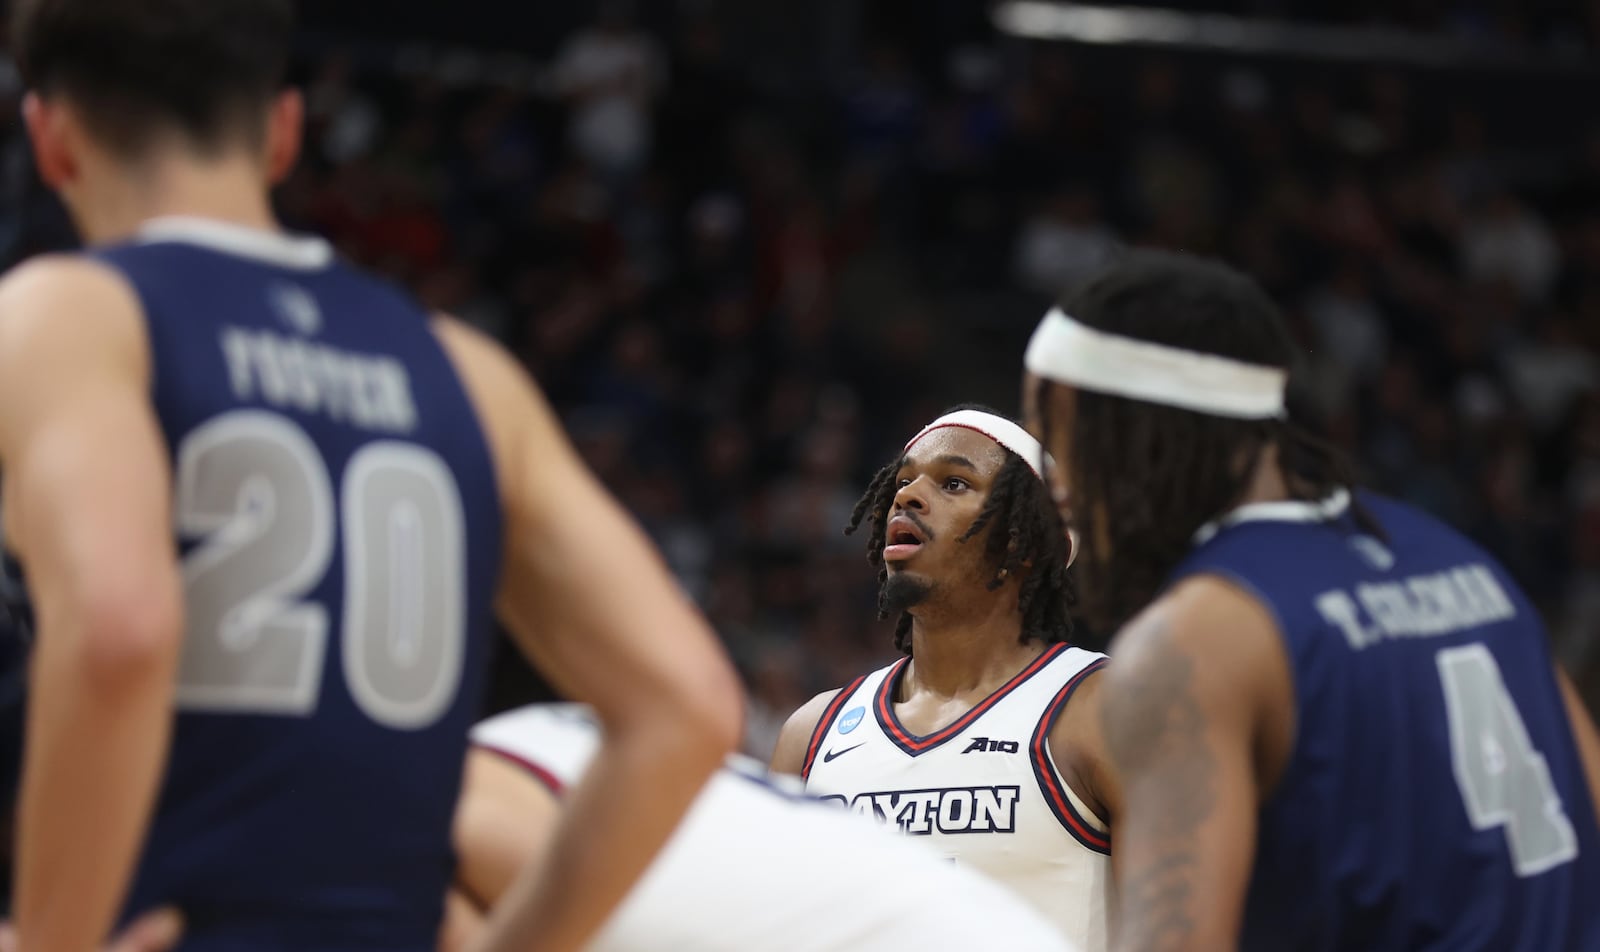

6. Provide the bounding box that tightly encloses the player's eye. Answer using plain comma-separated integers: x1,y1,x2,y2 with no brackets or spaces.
896,477,912,489
943,477,968,492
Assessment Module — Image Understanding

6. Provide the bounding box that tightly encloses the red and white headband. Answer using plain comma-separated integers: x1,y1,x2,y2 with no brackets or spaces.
1025,307,1288,420
903,410,1047,480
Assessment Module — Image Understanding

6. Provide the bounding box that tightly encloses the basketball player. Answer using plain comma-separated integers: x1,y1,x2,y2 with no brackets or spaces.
1021,249,1600,951
771,407,1113,950
0,2,742,950
443,703,1080,952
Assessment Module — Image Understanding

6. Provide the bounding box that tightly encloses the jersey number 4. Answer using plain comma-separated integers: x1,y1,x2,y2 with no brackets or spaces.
1436,644,1579,877
173,410,466,730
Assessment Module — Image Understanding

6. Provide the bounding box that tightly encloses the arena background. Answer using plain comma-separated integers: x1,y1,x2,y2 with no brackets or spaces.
2,0,1598,759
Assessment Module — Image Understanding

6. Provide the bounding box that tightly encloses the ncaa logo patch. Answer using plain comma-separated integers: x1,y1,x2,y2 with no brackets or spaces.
838,706,865,735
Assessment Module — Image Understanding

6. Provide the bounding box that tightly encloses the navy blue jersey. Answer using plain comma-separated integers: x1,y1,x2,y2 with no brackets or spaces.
2,219,503,949
1170,490,1600,951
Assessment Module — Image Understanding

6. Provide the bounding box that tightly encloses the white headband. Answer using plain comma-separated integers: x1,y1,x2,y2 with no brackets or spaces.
904,410,1046,480
1024,308,1287,420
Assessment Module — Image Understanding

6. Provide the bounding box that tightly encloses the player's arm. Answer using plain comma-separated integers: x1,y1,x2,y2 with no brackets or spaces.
0,258,185,952
0,907,183,952
1097,575,1293,952
432,319,742,952
1556,663,1600,832
452,748,563,914
443,747,565,952
768,688,842,777
437,891,486,952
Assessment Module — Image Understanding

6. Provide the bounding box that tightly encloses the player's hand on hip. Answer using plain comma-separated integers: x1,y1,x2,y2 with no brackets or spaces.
106,908,184,952
0,907,184,952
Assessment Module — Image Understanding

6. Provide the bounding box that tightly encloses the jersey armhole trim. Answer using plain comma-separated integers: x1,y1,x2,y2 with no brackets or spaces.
801,674,869,780
1030,658,1111,854
475,743,566,798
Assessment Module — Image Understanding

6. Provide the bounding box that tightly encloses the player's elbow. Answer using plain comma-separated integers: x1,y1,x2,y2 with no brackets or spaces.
633,662,744,773
71,573,184,687
665,664,745,766
701,671,747,756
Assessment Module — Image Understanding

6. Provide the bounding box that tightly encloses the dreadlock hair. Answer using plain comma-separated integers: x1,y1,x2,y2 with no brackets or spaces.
844,404,1078,656
1035,249,1376,635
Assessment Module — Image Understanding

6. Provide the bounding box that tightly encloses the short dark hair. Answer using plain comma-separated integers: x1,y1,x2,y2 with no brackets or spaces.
12,0,295,157
845,404,1077,655
1036,249,1372,633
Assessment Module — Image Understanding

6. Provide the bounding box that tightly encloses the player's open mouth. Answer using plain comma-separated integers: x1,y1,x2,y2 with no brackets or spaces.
883,516,927,561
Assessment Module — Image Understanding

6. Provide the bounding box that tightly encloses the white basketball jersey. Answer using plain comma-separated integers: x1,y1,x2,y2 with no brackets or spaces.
801,643,1110,951
470,705,1078,952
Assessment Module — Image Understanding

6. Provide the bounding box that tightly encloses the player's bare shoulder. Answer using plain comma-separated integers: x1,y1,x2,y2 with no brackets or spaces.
0,253,133,310
1110,575,1293,725
428,317,532,485
0,255,145,373
0,255,150,470
429,314,631,571
769,688,845,776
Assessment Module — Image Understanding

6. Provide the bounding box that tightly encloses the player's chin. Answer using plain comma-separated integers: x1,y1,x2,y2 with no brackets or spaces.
880,570,934,615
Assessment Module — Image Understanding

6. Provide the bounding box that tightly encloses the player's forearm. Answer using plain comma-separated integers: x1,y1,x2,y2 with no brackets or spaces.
16,617,179,952
468,721,729,952
439,890,487,952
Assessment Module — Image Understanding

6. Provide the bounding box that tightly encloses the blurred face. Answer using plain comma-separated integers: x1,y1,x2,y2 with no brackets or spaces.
879,427,1010,611
1021,372,1076,522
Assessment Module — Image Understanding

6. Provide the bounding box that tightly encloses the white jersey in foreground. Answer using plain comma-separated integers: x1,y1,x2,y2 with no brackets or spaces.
471,704,1077,952
801,643,1110,949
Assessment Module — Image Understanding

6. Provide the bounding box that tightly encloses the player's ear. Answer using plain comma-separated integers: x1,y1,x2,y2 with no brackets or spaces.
23,93,79,190
263,88,304,186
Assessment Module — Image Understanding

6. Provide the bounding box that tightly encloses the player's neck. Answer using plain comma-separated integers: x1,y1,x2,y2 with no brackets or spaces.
71,153,279,246
1236,445,1291,507
902,598,1043,700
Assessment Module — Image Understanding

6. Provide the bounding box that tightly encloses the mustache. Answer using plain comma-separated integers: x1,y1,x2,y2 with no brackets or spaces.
895,511,935,541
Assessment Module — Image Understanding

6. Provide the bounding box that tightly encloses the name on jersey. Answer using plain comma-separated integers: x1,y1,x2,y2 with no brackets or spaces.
219,327,417,433
1315,562,1517,650
817,785,1020,835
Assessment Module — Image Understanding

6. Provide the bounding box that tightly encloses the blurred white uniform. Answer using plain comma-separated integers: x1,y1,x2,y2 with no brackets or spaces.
472,704,1079,952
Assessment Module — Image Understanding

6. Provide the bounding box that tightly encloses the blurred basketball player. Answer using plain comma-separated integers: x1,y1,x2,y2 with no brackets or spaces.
772,406,1113,950
0,2,741,950
444,703,1079,952
1022,249,1600,951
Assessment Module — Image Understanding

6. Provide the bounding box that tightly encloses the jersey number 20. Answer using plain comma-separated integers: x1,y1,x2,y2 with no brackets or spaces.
173,410,466,730
1437,644,1579,877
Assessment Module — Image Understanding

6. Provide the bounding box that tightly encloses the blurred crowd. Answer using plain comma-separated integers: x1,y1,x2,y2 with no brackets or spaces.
3,1,1600,752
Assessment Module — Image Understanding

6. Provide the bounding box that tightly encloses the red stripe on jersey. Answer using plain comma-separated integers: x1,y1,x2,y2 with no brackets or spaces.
1030,659,1110,853
801,674,869,779
875,643,1070,755
476,744,566,797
